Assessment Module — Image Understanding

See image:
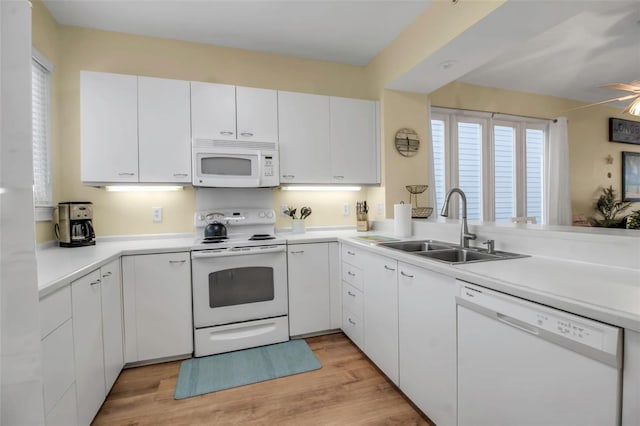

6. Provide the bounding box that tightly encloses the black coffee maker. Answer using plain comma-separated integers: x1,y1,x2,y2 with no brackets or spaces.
57,202,96,247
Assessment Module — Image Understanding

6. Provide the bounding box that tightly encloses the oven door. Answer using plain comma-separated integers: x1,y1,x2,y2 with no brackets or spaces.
193,151,261,187
191,245,288,328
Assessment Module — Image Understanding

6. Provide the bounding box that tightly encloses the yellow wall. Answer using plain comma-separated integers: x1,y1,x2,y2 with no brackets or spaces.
429,81,640,219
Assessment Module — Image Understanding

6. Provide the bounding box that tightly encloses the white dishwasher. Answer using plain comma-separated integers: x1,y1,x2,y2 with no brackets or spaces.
457,282,622,426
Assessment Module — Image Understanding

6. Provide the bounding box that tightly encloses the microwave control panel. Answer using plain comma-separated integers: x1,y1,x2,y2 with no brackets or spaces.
263,156,274,177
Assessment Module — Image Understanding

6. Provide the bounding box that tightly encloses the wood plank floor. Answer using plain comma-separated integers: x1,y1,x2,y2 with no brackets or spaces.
93,333,433,425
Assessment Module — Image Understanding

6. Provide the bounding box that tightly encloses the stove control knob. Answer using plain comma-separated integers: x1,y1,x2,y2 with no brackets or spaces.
266,211,274,218
259,211,266,218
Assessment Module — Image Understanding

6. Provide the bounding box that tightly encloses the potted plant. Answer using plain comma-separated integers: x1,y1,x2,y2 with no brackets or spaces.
626,210,640,230
590,186,631,228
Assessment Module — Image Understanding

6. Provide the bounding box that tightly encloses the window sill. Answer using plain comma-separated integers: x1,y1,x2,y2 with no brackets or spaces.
35,206,54,222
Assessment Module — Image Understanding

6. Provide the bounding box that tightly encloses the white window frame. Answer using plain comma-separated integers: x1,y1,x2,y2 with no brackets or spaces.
32,48,55,221
431,107,549,223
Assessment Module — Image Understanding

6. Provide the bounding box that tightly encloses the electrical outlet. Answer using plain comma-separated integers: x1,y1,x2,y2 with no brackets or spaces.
152,207,162,223
280,205,289,215
342,203,349,216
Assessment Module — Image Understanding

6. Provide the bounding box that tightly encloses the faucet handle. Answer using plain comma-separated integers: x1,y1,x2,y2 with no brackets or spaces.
482,239,495,254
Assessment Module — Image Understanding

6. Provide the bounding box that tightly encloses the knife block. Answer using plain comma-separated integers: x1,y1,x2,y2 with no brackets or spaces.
357,213,369,232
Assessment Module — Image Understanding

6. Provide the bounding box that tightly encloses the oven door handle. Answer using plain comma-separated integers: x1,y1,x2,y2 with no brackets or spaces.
191,245,286,259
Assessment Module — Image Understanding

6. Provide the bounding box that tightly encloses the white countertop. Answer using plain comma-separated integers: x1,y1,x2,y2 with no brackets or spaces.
36,230,640,332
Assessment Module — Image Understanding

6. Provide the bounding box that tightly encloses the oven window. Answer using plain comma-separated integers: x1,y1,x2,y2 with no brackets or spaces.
201,157,252,176
209,267,274,308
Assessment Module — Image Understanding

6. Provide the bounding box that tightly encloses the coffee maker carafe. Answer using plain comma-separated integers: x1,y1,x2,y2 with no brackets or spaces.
57,202,96,247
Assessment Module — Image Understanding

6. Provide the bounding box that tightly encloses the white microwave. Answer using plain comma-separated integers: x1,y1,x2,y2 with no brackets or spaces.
192,139,280,188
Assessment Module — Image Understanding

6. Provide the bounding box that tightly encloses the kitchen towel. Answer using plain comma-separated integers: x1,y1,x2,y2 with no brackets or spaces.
174,339,321,399
394,203,412,237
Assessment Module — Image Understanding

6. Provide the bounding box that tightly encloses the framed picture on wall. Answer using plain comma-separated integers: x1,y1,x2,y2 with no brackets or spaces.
610,118,640,145
622,151,640,201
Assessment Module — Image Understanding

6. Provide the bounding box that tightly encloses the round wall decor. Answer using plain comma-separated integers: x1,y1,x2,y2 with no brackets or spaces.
394,128,420,157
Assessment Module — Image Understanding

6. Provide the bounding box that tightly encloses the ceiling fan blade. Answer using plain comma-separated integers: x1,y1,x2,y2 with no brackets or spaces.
566,94,639,112
600,83,640,92
622,97,640,115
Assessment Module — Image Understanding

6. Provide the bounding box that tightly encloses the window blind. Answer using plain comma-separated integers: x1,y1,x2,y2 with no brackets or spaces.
494,125,515,222
32,58,53,213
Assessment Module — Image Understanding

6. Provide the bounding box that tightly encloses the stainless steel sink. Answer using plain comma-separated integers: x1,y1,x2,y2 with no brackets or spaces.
416,248,526,264
378,240,453,252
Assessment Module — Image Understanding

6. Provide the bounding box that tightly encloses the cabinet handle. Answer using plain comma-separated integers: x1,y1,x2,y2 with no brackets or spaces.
348,318,356,325
169,259,186,264
290,250,304,254
282,175,295,179
240,132,254,137
333,175,345,179
102,271,112,278
347,271,356,276
173,173,188,177
346,250,355,256
90,279,101,286
118,172,135,176
384,265,396,271
347,291,356,297
220,131,234,136
400,271,414,278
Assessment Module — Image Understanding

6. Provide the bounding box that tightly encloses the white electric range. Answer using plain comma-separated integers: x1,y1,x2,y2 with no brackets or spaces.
190,208,289,357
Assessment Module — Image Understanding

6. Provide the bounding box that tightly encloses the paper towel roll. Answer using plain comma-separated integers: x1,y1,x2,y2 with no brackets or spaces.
394,203,412,237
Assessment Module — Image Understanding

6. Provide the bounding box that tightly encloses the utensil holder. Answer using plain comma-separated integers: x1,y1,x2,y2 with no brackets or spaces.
357,213,369,232
292,219,305,234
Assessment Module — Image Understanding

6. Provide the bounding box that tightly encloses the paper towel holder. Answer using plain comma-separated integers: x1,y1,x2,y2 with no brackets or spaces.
395,128,420,157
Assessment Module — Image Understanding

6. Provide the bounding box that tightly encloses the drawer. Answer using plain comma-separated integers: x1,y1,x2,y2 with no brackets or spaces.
42,319,75,415
342,308,364,349
342,283,363,318
341,244,363,269
342,263,363,291
40,286,72,339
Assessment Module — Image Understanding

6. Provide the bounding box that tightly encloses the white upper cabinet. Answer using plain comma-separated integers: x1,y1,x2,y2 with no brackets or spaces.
81,71,138,183
191,82,278,143
278,91,331,183
236,86,278,142
190,82,237,140
330,97,379,184
138,77,191,183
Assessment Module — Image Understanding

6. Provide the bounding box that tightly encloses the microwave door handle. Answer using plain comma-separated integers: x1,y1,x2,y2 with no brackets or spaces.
255,151,262,186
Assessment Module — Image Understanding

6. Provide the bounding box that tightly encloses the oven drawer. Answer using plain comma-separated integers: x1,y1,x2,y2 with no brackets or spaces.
194,316,289,357
342,283,363,318
342,262,363,291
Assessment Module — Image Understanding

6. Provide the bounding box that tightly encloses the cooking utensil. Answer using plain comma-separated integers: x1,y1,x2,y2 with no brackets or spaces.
205,212,227,238
300,206,312,219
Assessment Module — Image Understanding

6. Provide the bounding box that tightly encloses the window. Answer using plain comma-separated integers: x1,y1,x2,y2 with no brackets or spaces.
430,108,548,224
32,50,54,221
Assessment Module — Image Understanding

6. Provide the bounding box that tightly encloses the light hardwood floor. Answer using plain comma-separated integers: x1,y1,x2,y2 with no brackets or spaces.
93,333,433,425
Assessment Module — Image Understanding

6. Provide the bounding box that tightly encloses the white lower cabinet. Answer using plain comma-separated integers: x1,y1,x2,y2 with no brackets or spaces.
398,262,457,426
45,383,78,426
623,330,640,425
362,252,399,385
287,242,340,336
122,252,193,363
101,260,124,393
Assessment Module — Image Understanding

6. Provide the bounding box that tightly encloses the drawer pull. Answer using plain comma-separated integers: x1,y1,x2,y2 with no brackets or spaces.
348,318,356,325
102,271,112,278
169,259,186,264
400,271,414,278
347,291,356,297
290,250,304,254
240,132,254,137
220,131,234,136
347,271,356,277
346,250,355,256
118,172,135,176
334,175,345,179
90,279,101,286
384,265,396,271
173,173,188,177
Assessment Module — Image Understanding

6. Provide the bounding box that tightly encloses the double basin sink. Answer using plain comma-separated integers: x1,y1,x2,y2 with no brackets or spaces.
377,240,527,265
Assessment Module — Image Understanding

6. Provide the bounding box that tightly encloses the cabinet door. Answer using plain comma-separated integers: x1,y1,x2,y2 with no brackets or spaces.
101,259,123,394
362,253,399,384
191,81,236,140
138,77,191,183
41,319,75,416
123,252,193,362
330,97,379,184
288,243,331,335
236,86,278,142
398,262,457,426
81,71,138,183
278,91,331,183
71,270,106,426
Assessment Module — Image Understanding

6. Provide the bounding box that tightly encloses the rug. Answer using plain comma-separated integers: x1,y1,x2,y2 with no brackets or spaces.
174,339,321,399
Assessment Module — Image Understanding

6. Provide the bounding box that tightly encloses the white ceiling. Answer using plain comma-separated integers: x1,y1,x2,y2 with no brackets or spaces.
42,0,431,66
42,0,640,105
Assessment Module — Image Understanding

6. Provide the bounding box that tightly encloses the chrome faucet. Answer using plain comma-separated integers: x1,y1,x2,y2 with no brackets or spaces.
440,188,477,248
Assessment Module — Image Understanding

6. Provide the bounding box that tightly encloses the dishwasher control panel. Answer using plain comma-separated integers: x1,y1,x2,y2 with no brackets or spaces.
458,282,620,355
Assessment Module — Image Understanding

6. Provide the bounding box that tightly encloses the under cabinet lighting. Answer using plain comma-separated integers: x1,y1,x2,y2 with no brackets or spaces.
105,185,183,192
280,186,362,192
